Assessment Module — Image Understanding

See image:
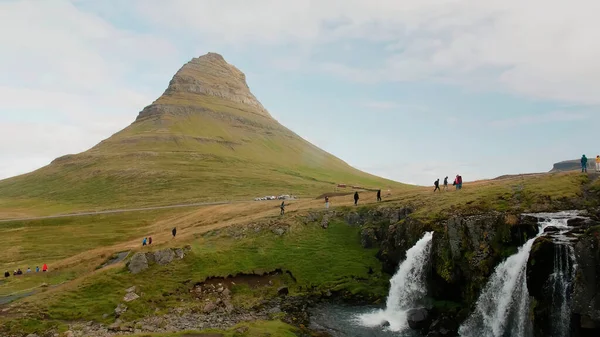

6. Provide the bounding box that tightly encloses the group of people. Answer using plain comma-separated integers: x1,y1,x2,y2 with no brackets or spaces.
352,189,381,206
140,227,177,247
581,154,600,173
4,264,48,278
434,175,463,192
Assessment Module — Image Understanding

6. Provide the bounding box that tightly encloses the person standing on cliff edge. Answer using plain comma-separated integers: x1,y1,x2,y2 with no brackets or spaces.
581,155,588,173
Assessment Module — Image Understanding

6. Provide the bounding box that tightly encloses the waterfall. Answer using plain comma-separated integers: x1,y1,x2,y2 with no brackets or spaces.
549,240,577,336
356,231,434,332
459,213,577,337
458,236,536,337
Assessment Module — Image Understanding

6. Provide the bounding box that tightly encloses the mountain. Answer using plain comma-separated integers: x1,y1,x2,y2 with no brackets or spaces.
0,53,404,214
550,158,594,172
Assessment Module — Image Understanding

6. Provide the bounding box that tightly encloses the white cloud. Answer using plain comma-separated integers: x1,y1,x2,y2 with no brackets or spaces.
132,0,600,104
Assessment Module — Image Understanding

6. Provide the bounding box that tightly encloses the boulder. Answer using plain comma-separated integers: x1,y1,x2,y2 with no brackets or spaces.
123,292,140,302
222,288,231,297
114,303,128,317
543,226,561,233
203,302,217,313
568,218,587,227
407,308,431,330
154,249,175,265
272,228,286,236
127,253,148,274
64,331,74,337
174,248,185,259
125,286,137,293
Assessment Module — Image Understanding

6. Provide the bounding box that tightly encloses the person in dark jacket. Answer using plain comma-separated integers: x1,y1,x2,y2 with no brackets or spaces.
581,154,588,173
443,177,449,191
434,179,440,192
377,190,382,202
280,201,285,215
148,236,153,245
172,227,177,238
4,271,9,278
354,192,359,206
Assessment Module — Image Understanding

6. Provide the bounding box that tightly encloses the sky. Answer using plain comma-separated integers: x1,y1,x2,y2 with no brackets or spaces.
1,0,599,186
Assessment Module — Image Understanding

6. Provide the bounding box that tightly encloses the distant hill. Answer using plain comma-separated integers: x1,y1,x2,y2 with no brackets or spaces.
550,158,595,172
0,53,405,214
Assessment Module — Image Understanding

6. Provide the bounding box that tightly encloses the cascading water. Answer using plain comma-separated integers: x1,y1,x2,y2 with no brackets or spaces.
356,231,434,332
459,212,577,337
458,236,536,337
549,242,576,337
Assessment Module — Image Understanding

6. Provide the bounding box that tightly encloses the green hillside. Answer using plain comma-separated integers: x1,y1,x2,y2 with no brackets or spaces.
0,53,404,215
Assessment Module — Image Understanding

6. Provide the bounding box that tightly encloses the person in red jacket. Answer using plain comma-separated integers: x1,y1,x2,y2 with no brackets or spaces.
42,263,48,272
457,175,463,190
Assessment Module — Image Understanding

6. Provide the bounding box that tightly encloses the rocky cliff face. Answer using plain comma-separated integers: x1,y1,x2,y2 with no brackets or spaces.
308,205,600,337
305,207,540,336
572,226,600,336
551,159,594,172
137,52,271,121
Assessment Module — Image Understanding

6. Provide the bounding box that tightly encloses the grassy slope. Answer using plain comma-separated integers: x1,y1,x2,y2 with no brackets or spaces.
0,94,403,217
3,219,386,335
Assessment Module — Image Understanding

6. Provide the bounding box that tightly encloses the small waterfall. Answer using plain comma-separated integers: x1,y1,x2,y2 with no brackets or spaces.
356,231,434,332
549,238,577,336
459,213,578,337
458,235,536,337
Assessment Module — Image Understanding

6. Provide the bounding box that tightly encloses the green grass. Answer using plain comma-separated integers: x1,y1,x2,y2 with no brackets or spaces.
0,208,185,296
26,220,386,324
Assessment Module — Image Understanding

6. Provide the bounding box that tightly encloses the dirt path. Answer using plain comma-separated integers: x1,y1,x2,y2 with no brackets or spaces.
0,201,236,222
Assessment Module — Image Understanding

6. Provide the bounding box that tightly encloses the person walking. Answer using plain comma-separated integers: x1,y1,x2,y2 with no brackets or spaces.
42,264,48,272
354,192,359,206
280,201,286,215
377,189,382,202
325,196,330,209
443,177,449,191
458,175,463,190
581,155,588,173
148,236,153,245
434,179,440,192
142,237,147,246
172,227,177,239
35,266,40,273
596,155,600,172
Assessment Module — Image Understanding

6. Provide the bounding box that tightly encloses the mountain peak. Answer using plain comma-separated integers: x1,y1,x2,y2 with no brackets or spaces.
154,52,270,118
